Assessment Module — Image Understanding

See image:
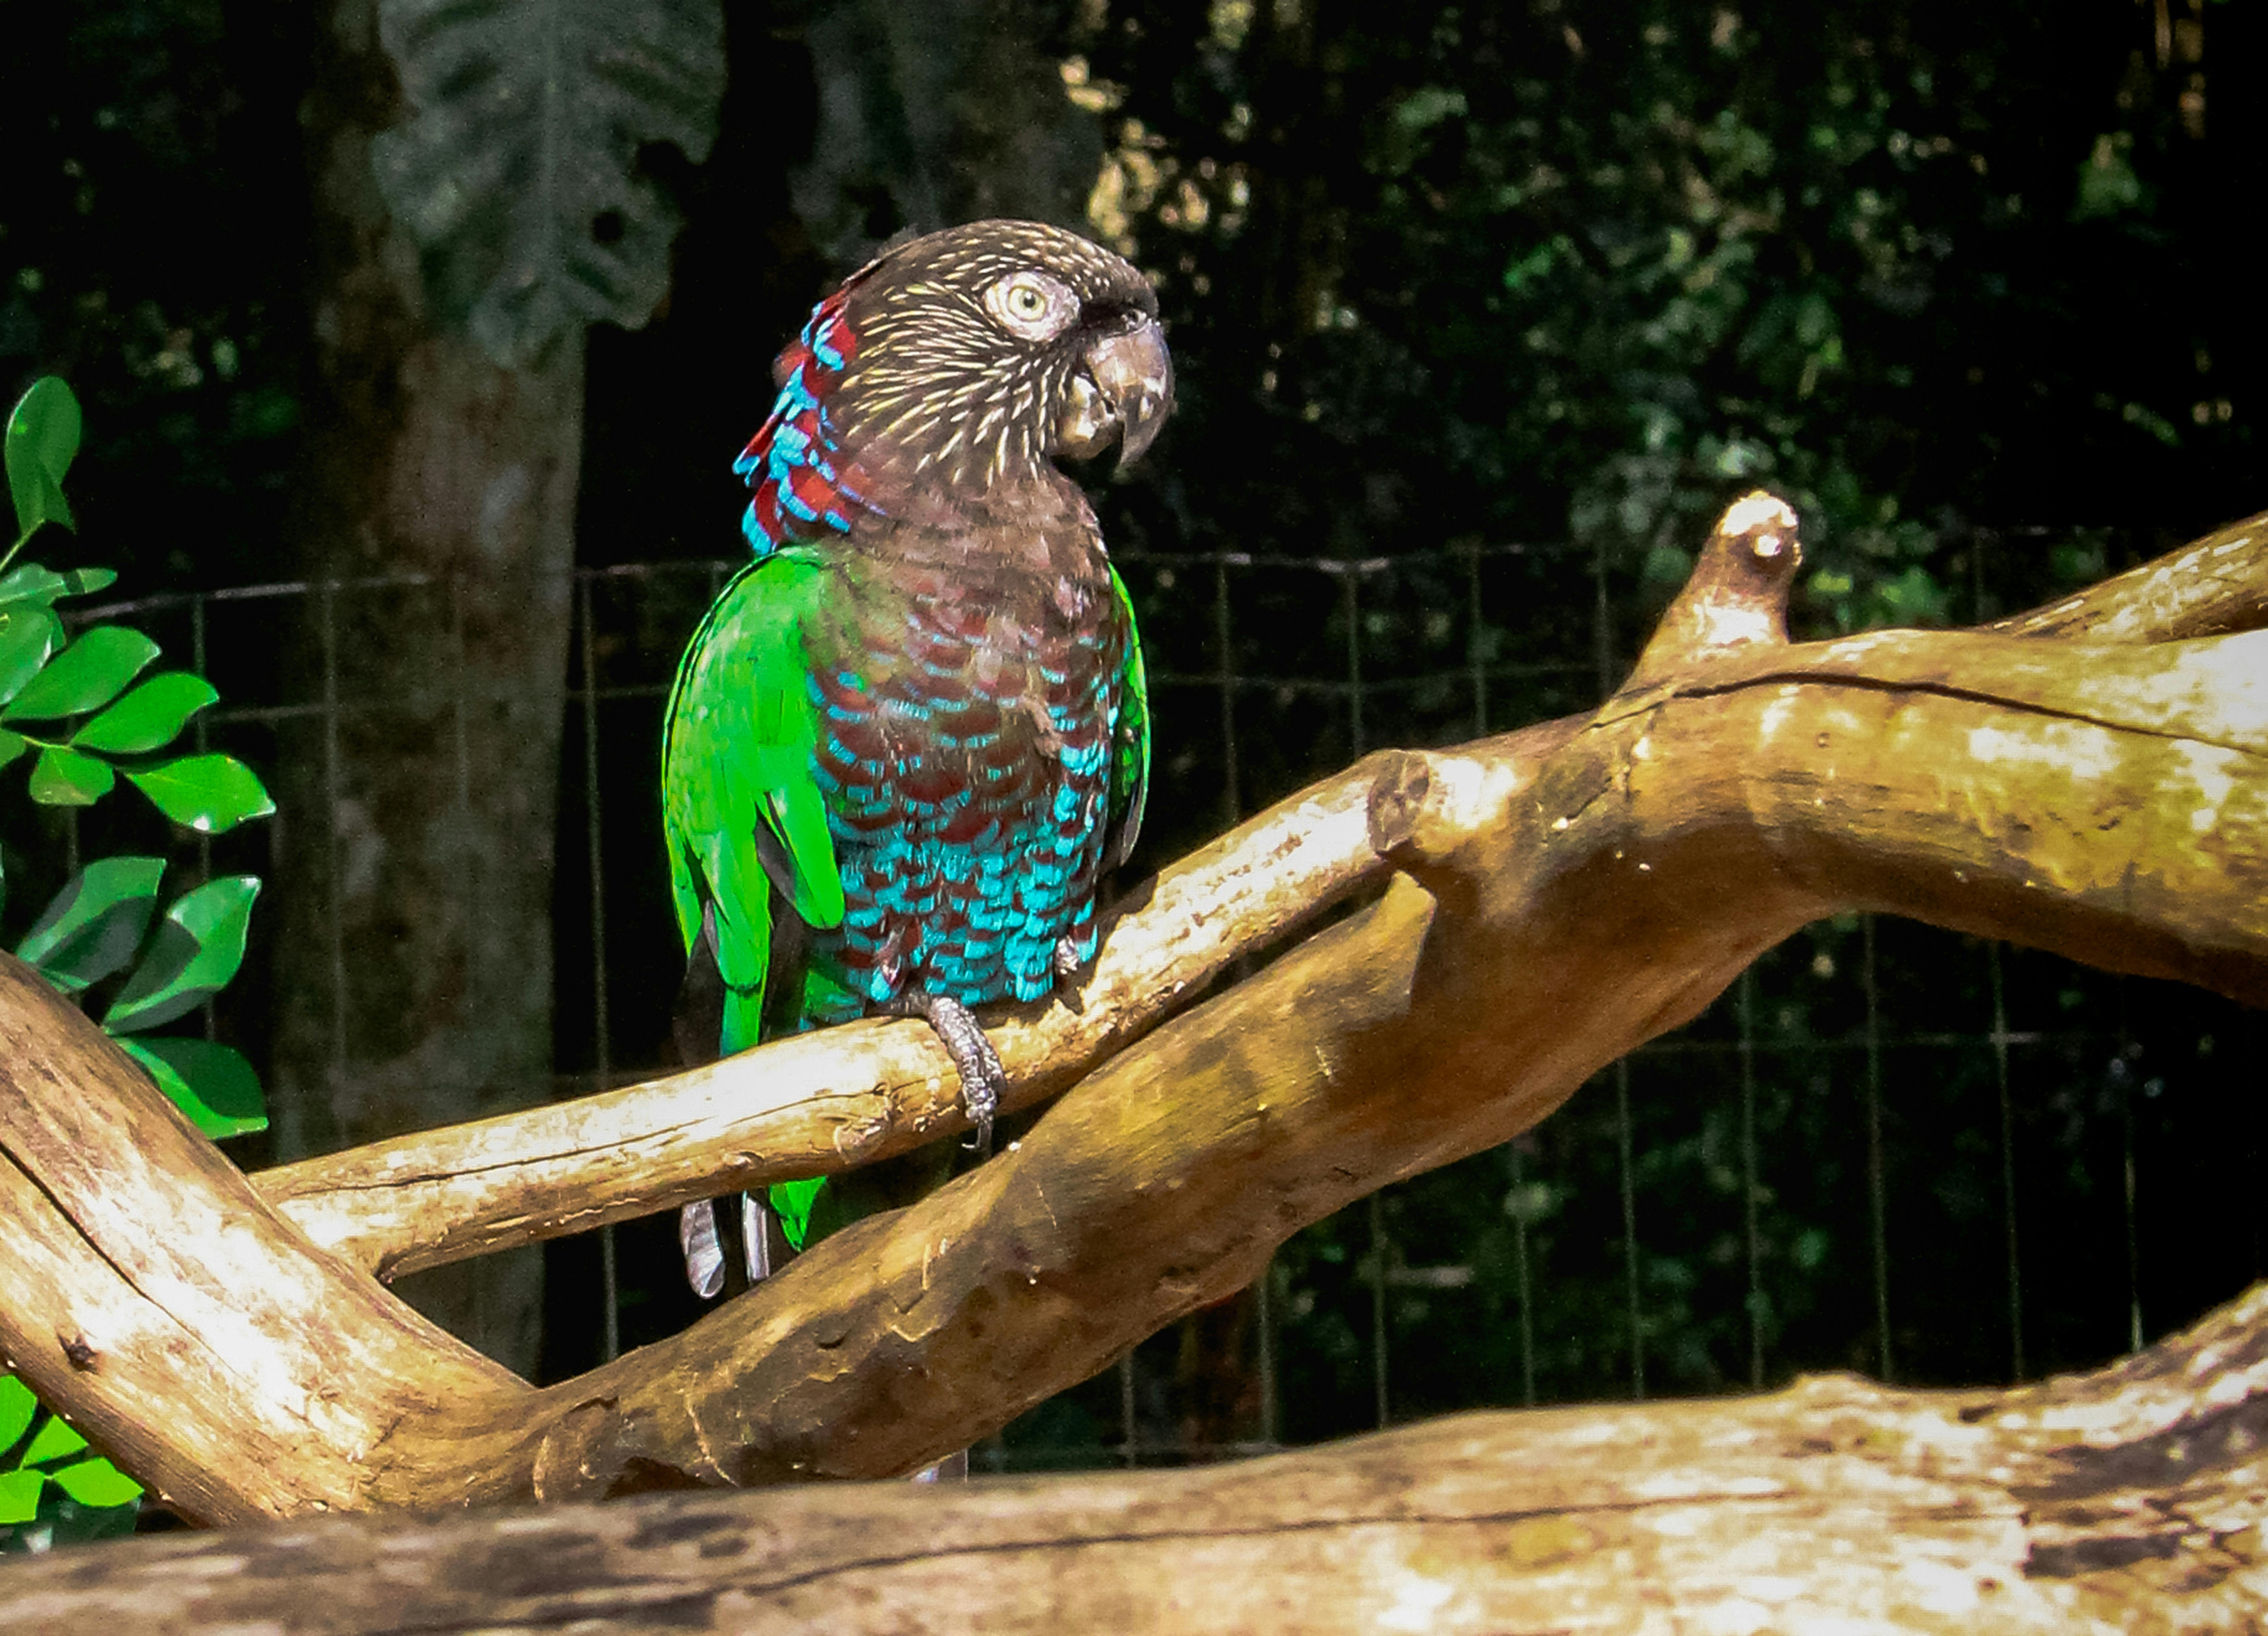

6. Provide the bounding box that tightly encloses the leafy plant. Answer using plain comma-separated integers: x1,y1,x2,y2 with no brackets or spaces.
1,375,276,1547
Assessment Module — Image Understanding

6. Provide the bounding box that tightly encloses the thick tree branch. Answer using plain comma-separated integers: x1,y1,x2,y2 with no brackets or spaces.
6,1285,2265,1631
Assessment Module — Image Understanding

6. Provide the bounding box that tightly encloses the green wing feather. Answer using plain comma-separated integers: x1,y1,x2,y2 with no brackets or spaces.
662,550,846,1056
1105,561,1150,868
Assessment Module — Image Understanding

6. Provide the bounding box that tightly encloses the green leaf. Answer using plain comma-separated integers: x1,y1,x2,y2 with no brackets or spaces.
0,730,25,773
20,1414,87,1466
370,0,724,366
27,744,115,806
2,625,160,721
103,875,260,1032
72,672,219,755
5,377,81,542
0,606,62,705
126,754,275,834
48,1457,140,1509
0,1376,37,1453
116,1039,268,1139
0,1470,41,1525
15,857,166,991
0,564,117,612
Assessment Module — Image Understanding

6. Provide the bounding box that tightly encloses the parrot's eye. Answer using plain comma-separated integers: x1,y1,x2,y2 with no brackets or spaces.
983,271,1077,342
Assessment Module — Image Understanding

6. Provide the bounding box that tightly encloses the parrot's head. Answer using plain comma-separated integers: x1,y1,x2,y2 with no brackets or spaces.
737,220,1172,552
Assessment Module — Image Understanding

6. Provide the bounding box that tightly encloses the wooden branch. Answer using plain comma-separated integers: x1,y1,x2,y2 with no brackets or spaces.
1985,511,2268,641
247,747,1406,1278
3,499,2264,1528
495,513,2266,1498
0,957,526,1524
253,506,2268,1281
7,1284,2265,1632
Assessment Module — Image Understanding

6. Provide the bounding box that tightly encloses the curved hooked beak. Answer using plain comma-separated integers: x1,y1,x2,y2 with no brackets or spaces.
1056,316,1174,468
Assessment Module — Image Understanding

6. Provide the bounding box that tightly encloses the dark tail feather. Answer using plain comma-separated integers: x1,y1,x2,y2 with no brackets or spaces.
672,908,728,1071
740,1192,775,1283
679,1190,781,1299
674,893,807,1299
675,917,739,1297
680,1200,728,1299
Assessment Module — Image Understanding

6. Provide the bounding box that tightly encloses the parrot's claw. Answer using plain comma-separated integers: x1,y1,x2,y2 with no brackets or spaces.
882,992,1004,1158
1051,936,1083,980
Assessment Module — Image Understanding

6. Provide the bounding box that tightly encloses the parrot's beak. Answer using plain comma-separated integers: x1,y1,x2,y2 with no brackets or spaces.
1058,316,1173,467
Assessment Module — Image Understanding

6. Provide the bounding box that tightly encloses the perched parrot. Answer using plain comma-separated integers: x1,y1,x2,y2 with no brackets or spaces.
665,219,1170,1298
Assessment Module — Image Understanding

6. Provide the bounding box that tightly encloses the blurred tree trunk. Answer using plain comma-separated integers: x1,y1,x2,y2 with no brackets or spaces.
266,0,582,1375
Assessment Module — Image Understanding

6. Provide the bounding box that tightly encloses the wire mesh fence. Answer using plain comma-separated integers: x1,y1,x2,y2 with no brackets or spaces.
44,526,2268,1474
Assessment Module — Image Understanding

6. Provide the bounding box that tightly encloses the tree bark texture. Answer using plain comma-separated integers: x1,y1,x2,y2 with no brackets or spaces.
3,497,2266,1625
3,1283,2264,1632
265,0,584,1375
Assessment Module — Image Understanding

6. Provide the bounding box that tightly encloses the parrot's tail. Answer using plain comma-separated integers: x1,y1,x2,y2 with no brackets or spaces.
679,1194,776,1299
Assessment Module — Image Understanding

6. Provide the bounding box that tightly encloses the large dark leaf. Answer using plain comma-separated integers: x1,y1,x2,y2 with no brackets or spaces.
371,0,724,365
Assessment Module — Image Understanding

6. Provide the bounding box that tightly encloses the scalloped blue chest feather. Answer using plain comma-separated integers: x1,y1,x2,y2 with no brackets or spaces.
799,540,1131,1021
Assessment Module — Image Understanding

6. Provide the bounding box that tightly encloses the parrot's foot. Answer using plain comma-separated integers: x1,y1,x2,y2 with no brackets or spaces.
1051,935,1083,980
882,991,1004,1157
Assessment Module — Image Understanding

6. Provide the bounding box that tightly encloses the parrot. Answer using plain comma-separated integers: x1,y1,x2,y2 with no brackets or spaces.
664,219,1170,1299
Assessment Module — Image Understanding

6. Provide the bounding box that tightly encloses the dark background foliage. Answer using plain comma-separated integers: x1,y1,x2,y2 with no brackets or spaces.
4,0,2262,1470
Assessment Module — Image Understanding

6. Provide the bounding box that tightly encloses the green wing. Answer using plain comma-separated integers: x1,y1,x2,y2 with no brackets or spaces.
662,550,847,1055
1105,560,1151,870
